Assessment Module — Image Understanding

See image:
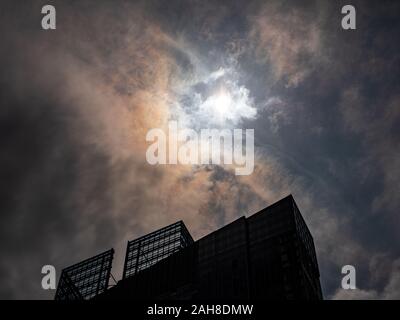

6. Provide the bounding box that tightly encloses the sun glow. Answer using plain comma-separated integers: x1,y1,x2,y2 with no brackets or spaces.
174,67,258,128
199,90,234,124
214,91,232,118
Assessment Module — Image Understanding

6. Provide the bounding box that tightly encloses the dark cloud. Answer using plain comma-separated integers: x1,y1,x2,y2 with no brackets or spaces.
0,0,399,300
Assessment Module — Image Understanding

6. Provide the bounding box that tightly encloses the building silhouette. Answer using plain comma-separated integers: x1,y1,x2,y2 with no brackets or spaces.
122,221,194,279
56,195,323,300
55,249,114,300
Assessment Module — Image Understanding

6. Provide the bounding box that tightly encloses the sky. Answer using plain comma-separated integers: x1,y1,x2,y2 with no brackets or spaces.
0,0,399,299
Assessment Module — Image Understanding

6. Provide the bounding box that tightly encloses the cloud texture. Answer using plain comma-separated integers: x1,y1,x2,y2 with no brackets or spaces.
0,0,399,299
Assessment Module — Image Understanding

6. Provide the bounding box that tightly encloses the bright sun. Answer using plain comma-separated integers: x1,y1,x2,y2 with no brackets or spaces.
214,92,232,117
196,78,256,126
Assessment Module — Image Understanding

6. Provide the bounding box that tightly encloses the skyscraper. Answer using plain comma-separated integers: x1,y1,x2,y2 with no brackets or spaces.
92,195,323,300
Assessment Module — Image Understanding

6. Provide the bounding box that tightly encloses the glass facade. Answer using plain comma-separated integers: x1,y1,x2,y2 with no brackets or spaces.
247,195,322,299
196,217,250,299
122,220,194,279
55,249,114,300
58,195,323,300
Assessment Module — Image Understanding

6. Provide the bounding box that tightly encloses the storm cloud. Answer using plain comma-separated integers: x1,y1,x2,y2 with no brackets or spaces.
0,0,399,299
